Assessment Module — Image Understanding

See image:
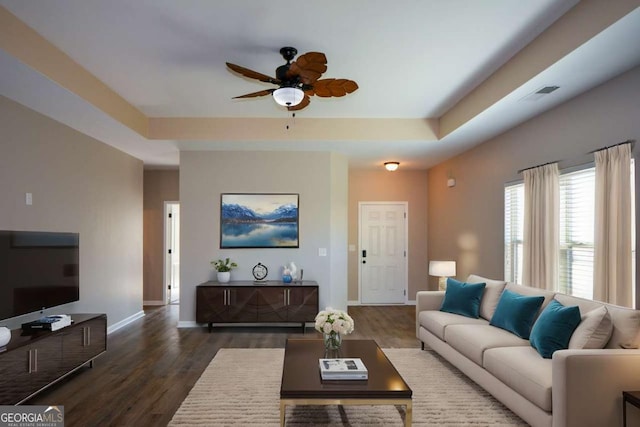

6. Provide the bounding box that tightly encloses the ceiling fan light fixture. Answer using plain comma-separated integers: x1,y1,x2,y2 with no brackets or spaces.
273,87,304,107
384,162,400,172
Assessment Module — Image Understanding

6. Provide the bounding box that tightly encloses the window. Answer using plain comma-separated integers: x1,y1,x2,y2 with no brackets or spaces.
504,160,635,300
558,167,595,299
504,183,524,284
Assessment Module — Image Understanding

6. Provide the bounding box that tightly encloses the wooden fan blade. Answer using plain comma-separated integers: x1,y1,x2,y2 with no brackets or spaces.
295,52,327,73
286,52,328,84
226,62,280,85
310,79,359,97
232,89,275,99
287,95,311,111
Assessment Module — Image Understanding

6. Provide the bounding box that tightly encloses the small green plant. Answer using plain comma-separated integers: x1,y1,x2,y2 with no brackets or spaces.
211,258,238,272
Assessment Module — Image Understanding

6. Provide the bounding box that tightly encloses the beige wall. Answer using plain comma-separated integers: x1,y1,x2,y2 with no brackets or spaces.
428,66,640,297
179,151,348,324
143,170,179,303
348,169,429,301
0,95,143,329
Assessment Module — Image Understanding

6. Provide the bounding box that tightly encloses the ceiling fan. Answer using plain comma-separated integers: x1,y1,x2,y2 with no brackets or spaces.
226,47,358,111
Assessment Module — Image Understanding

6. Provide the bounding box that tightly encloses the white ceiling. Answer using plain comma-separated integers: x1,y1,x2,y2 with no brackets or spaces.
1,0,639,169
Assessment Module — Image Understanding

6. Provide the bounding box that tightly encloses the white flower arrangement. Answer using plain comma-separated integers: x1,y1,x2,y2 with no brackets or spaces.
314,307,355,335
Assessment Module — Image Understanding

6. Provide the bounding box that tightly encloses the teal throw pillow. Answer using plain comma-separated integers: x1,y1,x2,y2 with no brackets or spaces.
490,289,545,339
439,278,486,319
530,300,581,358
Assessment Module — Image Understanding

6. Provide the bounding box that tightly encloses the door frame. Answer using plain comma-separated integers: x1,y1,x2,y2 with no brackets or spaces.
357,201,409,305
163,201,180,305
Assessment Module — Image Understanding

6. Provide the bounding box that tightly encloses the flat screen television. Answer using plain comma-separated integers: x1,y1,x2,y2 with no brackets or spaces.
0,230,79,321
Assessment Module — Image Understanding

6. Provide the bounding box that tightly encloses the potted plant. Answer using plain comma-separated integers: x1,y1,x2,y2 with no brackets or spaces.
211,258,237,283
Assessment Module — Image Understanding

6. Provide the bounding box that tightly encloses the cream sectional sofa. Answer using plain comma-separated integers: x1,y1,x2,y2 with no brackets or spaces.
416,275,640,427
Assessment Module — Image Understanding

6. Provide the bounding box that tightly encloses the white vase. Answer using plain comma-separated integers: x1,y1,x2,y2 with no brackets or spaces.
217,271,231,283
0,326,11,347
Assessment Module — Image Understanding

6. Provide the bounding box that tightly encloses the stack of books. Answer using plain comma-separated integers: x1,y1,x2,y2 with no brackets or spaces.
22,315,72,332
318,358,368,380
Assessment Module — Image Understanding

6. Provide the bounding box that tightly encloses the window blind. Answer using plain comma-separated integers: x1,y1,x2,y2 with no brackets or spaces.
558,168,595,299
504,183,524,284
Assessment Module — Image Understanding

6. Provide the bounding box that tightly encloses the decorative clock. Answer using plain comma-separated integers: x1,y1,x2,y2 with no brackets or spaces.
252,262,268,282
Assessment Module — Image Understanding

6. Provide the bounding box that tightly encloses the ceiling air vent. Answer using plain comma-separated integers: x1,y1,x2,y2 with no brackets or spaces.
520,85,560,101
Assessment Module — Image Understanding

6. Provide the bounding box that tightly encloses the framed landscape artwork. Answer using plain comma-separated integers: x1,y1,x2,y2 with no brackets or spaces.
220,193,299,248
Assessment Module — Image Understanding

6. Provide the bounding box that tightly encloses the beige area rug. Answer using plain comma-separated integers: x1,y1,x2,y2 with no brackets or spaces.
168,348,527,426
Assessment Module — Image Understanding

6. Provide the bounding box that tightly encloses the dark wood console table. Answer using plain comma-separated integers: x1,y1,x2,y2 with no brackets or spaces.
196,281,319,333
0,313,107,404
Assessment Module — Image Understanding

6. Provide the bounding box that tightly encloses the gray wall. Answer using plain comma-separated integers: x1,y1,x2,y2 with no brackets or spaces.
0,95,143,329
143,169,179,303
179,150,349,324
428,65,640,300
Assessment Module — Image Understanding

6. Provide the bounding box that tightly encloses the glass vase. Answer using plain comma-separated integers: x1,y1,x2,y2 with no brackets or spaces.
323,331,342,350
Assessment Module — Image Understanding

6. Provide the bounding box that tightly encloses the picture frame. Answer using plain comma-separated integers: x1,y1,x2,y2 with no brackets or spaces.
220,193,299,248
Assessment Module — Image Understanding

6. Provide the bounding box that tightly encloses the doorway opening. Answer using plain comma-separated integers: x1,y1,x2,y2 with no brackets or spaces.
164,202,180,305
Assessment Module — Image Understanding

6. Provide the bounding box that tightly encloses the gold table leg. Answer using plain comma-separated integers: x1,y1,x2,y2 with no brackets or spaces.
279,398,412,426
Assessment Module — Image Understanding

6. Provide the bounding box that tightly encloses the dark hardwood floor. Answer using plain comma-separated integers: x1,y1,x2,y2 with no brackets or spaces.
28,304,419,426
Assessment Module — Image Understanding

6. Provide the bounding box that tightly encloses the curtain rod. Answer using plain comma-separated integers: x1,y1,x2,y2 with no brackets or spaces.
588,139,635,154
517,160,559,175
518,139,635,174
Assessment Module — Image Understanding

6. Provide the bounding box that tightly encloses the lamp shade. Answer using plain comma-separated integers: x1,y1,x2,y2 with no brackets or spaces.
429,260,456,277
273,87,304,107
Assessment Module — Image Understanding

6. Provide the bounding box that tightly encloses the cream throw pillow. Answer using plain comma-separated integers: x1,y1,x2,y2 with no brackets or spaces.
568,306,613,349
466,274,506,321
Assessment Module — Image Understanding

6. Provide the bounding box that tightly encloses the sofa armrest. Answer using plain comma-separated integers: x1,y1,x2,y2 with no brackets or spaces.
552,349,640,427
415,291,445,337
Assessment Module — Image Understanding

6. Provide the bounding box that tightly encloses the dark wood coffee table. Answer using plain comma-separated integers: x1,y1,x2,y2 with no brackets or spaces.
280,338,412,426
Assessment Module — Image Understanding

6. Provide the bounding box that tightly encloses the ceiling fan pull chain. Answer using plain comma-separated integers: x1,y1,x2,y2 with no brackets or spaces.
285,112,296,130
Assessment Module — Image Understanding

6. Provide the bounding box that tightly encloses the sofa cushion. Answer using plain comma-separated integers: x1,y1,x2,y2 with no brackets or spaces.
530,300,581,358
554,292,640,349
605,305,640,349
444,324,529,366
418,311,488,341
568,305,613,349
440,278,486,318
504,282,556,312
466,274,506,321
483,346,553,412
490,289,545,339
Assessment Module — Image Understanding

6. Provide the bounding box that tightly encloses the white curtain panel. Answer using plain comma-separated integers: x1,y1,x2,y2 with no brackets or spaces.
523,163,559,290
594,143,632,306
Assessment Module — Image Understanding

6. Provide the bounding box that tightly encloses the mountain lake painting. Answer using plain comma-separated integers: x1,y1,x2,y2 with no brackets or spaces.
220,193,299,248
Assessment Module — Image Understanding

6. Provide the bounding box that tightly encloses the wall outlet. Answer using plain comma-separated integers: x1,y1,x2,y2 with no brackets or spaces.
318,248,327,257
25,192,33,205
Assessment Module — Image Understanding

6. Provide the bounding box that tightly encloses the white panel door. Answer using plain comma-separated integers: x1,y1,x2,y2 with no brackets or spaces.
165,203,180,304
359,203,407,304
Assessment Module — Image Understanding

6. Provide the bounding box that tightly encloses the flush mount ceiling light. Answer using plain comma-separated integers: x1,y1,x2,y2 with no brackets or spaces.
272,87,305,107
384,162,400,172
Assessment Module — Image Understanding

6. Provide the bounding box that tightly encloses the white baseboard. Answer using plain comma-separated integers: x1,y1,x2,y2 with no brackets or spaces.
143,300,165,306
178,321,315,329
348,300,416,306
107,310,145,334
177,320,199,328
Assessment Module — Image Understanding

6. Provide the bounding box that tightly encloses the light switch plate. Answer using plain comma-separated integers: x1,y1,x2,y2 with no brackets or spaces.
318,248,327,256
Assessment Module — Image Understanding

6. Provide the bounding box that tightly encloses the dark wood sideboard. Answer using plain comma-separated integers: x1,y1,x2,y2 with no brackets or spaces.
0,313,107,404
196,281,319,332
